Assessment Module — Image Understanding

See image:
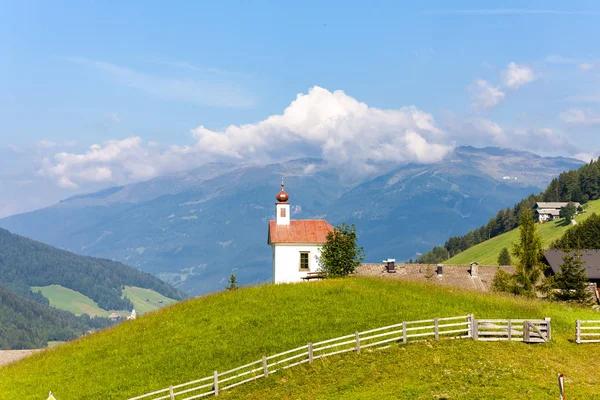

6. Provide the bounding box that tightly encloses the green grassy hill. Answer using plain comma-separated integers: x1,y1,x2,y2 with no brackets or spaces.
31,285,176,317
1,278,599,399
447,199,600,265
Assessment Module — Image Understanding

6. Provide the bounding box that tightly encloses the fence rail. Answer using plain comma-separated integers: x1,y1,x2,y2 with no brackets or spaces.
576,320,600,344
128,314,552,399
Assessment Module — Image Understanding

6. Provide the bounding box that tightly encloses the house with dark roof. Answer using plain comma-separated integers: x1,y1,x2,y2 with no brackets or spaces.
267,180,334,283
544,249,600,284
534,202,580,223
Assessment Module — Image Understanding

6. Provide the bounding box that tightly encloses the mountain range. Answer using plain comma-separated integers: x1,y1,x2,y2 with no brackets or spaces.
0,146,583,295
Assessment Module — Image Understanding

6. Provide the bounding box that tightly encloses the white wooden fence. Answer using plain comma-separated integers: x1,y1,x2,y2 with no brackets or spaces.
472,318,551,343
576,320,600,343
127,315,473,400
128,314,554,399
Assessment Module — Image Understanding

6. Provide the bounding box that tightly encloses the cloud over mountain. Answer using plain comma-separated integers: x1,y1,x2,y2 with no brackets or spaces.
39,86,452,188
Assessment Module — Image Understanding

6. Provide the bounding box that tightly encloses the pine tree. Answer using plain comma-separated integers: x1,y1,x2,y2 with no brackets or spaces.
497,247,512,266
554,237,591,303
512,208,544,296
226,274,237,291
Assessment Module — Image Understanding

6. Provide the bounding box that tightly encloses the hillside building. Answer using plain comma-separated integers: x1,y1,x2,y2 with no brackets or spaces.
267,180,333,283
534,202,580,223
544,249,600,285
544,249,600,303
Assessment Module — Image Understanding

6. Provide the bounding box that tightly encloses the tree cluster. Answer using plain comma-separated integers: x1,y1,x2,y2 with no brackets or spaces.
417,158,600,264
0,282,113,350
551,213,600,250
0,228,185,311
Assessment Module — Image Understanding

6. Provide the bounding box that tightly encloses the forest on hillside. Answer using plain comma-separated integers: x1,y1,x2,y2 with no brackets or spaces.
416,158,600,263
0,282,112,349
0,228,185,311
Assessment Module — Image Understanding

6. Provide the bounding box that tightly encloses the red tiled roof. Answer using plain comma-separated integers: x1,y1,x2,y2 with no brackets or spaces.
268,220,333,244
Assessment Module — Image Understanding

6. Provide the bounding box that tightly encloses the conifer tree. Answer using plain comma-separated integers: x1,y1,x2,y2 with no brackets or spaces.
512,208,544,296
554,237,591,303
497,247,512,266
226,274,237,291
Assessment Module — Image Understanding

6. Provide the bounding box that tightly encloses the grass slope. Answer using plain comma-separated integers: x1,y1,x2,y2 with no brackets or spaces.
1,278,599,399
448,199,600,265
32,285,176,317
122,285,178,314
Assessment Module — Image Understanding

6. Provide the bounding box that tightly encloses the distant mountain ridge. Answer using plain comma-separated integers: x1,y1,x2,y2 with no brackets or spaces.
0,146,584,295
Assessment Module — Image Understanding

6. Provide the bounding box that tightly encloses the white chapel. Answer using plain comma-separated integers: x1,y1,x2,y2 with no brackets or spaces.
267,180,333,283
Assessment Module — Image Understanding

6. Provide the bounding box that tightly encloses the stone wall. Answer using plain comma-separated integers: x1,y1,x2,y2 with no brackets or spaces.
356,263,515,292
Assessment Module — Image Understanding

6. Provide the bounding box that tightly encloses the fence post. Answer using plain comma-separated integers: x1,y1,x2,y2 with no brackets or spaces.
507,320,512,341
169,386,175,400
308,342,313,363
434,318,439,340
468,314,473,338
262,356,269,377
524,321,530,343
402,321,407,344
355,331,361,354
214,371,219,396
576,320,581,344
545,318,552,341
472,319,478,340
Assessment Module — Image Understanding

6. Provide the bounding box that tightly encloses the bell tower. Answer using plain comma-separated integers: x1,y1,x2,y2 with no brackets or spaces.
275,178,290,226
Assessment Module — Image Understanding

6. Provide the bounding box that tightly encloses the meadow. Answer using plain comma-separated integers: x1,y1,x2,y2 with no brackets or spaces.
2,277,599,399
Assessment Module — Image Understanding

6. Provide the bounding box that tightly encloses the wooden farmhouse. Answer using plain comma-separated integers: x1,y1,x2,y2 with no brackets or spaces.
534,202,580,223
267,180,333,283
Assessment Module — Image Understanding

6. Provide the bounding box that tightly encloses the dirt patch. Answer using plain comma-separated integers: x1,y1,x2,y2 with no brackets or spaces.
0,350,42,368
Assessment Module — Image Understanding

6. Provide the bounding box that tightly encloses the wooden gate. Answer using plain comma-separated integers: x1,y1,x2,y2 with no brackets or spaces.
472,318,551,343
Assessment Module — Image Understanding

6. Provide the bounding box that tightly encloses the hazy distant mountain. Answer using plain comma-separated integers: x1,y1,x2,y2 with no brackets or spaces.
0,147,583,295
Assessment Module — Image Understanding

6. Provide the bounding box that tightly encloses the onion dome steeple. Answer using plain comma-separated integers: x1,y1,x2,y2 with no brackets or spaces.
276,178,289,203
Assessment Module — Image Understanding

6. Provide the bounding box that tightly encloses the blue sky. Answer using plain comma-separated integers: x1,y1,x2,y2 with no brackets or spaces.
1,1,600,216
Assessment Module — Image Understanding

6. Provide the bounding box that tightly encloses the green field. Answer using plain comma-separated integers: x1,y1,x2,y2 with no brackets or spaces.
32,285,176,317
122,285,178,314
447,199,600,266
4,278,599,399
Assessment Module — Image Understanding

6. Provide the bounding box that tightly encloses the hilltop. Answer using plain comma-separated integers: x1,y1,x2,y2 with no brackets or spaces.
448,199,600,265
0,147,582,295
1,277,598,399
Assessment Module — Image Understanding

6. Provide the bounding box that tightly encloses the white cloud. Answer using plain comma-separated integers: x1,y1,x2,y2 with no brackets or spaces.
560,109,600,126
442,112,579,154
7,144,23,153
545,55,578,64
502,62,536,90
39,86,452,188
578,63,594,71
66,57,257,109
469,79,505,110
574,152,600,162
37,140,76,149
106,112,120,122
